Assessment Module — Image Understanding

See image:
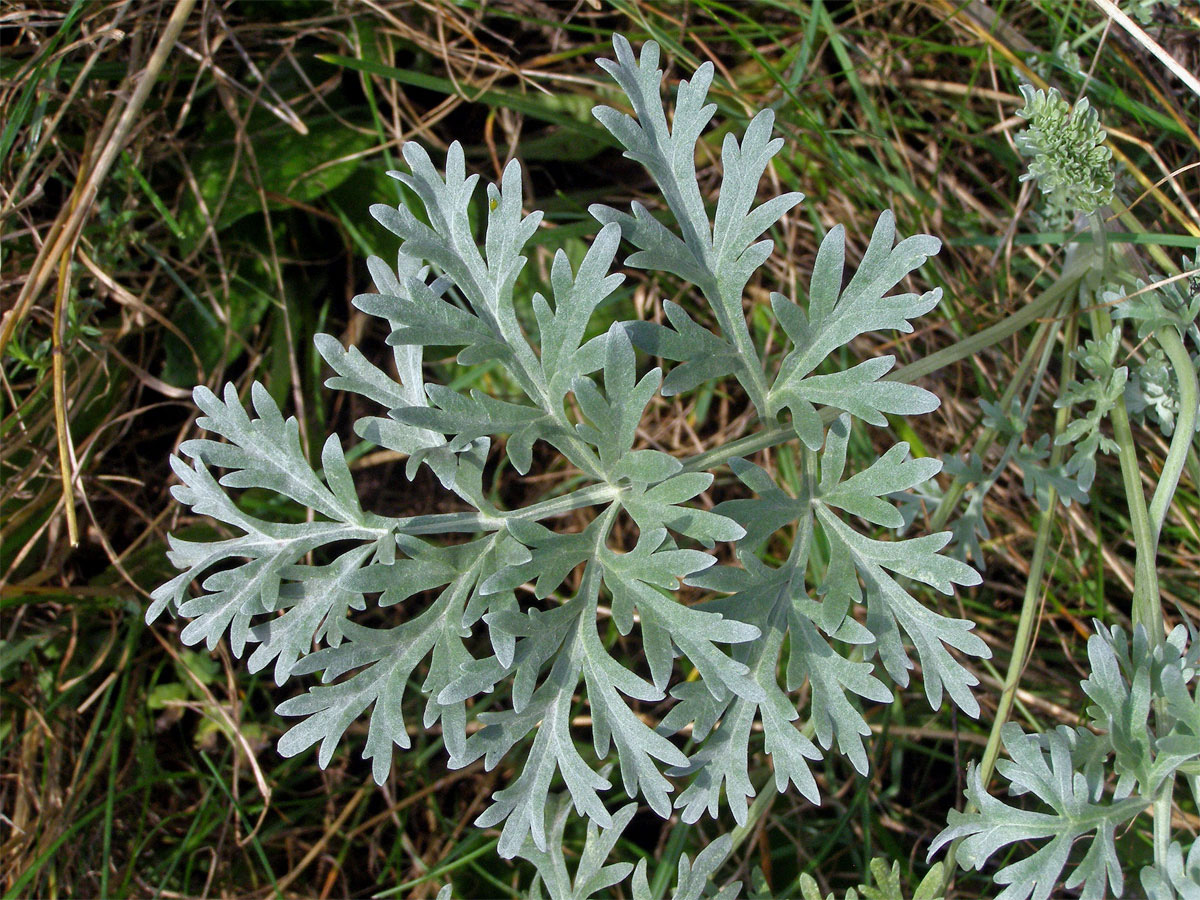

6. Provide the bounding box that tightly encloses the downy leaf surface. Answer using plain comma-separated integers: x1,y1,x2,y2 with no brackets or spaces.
152,34,981,877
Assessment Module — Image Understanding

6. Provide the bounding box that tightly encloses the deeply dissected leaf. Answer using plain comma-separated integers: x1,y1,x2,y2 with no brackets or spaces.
931,724,1148,900
520,796,637,900
1054,327,1126,492
591,35,802,415
768,215,943,448
625,300,741,396
1142,840,1200,900
152,33,975,895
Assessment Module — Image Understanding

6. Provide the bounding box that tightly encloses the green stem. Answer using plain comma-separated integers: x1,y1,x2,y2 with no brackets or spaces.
727,787,776,858
927,308,1067,533
709,277,771,418
941,305,1078,886
1092,302,1162,641
1148,326,1198,545
389,483,622,534
1141,310,1196,878
1153,776,1175,875
682,421,795,472
517,482,622,521
887,250,1095,386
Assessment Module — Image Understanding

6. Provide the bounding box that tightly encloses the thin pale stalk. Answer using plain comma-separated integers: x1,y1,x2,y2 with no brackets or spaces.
1138,275,1197,877
1153,776,1174,875
1083,211,1162,639
389,482,623,534
927,307,1067,533
1147,326,1198,544
52,230,79,547
1092,302,1162,641
941,311,1078,883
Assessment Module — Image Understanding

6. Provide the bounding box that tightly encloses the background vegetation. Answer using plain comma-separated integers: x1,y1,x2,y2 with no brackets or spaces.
2,0,1196,896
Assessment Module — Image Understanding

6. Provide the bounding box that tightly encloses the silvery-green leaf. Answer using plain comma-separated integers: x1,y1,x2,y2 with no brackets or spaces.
580,606,687,816
631,837,743,900
591,36,801,415
799,858,946,900
392,384,557,475
768,213,942,443
314,333,411,410
1110,264,1200,343
788,607,891,774
154,32,977,871
482,517,597,599
818,507,986,715
717,458,808,553
621,472,746,547
670,599,819,824
929,725,1147,900
535,222,626,407
1142,840,1200,900
820,423,942,528
601,532,757,699
517,795,637,900
247,545,373,684
772,356,939,450
466,572,610,857
670,695,757,825
183,383,366,524
625,301,740,397
148,453,390,655
611,449,683,485
572,325,663,472
673,834,738,900
276,545,481,782
1083,623,1200,797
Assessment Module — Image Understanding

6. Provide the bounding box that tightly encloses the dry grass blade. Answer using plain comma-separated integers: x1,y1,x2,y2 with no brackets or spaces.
1091,0,1200,99
0,0,198,358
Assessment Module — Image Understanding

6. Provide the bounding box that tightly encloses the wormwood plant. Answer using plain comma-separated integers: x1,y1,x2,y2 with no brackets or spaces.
929,85,1200,899
150,34,986,894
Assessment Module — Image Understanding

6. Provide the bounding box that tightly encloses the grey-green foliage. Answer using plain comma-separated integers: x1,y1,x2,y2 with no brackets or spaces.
1055,327,1126,491
797,858,945,900
150,34,985,875
1128,0,1181,24
940,393,1087,569
518,794,637,900
1111,261,1200,438
931,621,1200,900
1015,83,1113,218
1143,840,1200,900
516,791,741,900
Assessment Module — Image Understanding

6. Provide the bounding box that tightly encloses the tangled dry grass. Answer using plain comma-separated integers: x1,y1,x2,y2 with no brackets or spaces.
2,1,1197,896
